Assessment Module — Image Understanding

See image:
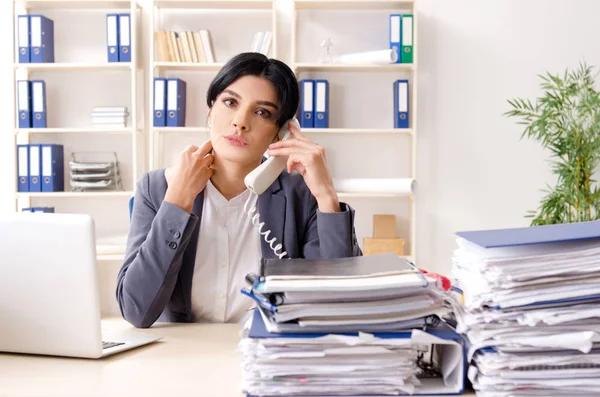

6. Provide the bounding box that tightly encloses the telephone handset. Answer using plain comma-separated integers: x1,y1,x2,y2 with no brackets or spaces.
243,118,299,259
244,118,298,195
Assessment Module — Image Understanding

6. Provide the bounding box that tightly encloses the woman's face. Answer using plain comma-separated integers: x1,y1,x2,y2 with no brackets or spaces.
208,75,280,166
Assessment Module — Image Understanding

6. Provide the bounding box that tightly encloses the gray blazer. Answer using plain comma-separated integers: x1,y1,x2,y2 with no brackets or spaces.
116,168,363,328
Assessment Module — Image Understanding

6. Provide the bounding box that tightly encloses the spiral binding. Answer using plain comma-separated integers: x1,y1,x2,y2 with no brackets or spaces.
244,192,287,259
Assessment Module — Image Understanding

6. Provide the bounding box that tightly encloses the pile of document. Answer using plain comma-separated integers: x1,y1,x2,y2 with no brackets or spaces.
238,253,466,396
450,220,600,397
91,106,128,128
69,151,122,192
243,253,448,334
154,30,215,63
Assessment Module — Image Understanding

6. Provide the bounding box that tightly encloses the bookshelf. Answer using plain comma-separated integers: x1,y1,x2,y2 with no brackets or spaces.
9,0,418,263
148,0,277,169
11,0,144,261
291,0,417,260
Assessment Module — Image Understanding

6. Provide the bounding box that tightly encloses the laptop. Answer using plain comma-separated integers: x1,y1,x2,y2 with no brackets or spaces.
0,212,162,359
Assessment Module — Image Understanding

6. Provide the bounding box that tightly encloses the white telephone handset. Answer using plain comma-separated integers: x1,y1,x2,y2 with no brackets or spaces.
244,118,298,195
243,118,299,259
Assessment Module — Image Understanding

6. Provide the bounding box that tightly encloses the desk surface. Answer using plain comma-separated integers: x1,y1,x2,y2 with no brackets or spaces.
0,317,476,397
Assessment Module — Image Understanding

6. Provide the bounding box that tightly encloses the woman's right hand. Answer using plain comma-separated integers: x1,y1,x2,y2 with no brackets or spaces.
164,140,214,213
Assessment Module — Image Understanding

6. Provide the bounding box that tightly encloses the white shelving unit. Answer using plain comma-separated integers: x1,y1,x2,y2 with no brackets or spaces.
11,0,144,261
148,0,277,170
291,0,417,260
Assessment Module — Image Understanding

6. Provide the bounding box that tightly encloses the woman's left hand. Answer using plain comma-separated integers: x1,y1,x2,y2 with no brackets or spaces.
267,121,341,213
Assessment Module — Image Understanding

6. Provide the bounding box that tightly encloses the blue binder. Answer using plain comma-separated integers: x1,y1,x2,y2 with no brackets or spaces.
28,144,42,192
118,13,131,62
41,144,64,192
456,219,600,249
17,144,29,192
246,308,466,395
106,14,120,63
394,79,409,128
298,79,314,128
153,77,167,127
17,80,32,128
31,80,46,128
22,207,55,213
314,79,329,128
17,15,30,63
389,14,402,63
166,78,186,127
29,15,54,63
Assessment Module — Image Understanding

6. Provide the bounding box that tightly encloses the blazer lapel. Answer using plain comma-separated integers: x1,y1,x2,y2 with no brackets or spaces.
257,178,286,259
179,190,205,319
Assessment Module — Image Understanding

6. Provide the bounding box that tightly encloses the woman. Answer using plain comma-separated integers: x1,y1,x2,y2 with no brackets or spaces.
116,52,362,329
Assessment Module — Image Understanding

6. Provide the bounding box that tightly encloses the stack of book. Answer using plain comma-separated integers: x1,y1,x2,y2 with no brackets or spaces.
154,30,215,63
450,220,600,397
91,106,128,128
238,253,466,396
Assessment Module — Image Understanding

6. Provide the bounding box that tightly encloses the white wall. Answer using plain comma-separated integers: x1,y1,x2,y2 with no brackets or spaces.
0,0,599,315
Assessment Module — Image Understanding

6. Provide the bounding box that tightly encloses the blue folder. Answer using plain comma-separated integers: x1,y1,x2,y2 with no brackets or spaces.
456,219,600,248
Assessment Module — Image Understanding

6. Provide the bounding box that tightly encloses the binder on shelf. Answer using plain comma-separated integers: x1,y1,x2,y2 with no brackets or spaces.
389,14,401,64
22,207,55,213
314,79,329,128
28,144,42,192
31,80,46,128
166,78,186,127
17,15,30,63
29,15,54,63
401,14,414,64
118,13,131,62
17,144,29,192
153,77,166,127
41,144,64,192
106,14,119,63
17,80,32,128
298,79,314,128
394,79,409,128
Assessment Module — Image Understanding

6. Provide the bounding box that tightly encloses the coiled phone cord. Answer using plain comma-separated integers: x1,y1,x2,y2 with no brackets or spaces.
243,191,288,259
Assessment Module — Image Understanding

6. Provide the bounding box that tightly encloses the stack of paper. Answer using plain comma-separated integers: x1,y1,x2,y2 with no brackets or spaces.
450,220,600,397
237,253,467,396
242,253,449,334
91,106,128,128
238,308,466,397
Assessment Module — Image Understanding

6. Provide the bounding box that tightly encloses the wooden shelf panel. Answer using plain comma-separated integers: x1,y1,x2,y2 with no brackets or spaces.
154,0,273,10
293,63,413,72
17,191,134,199
303,128,413,135
16,127,135,135
14,62,133,71
18,0,136,9
294,0,414,10
153,62,225,71
153,127,209,133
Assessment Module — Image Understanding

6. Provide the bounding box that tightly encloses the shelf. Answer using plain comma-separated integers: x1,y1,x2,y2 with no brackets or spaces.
153,127,209,133
153,62,225,71
293,63,413,72
16,127,136,135
303,128,413,135
17,0,137,9
97,253,125,261
13,62,133,72
336,192,413,198
17,191,134,199
153,0,273,10
294,0,414,10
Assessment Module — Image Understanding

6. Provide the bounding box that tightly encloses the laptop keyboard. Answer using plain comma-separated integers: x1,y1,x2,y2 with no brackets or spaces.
102,341,125,350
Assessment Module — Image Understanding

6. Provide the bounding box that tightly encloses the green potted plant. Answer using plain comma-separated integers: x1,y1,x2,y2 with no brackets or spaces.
504,62,600,226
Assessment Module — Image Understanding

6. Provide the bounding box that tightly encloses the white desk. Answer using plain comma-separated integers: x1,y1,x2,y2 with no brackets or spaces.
0,317,476,397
